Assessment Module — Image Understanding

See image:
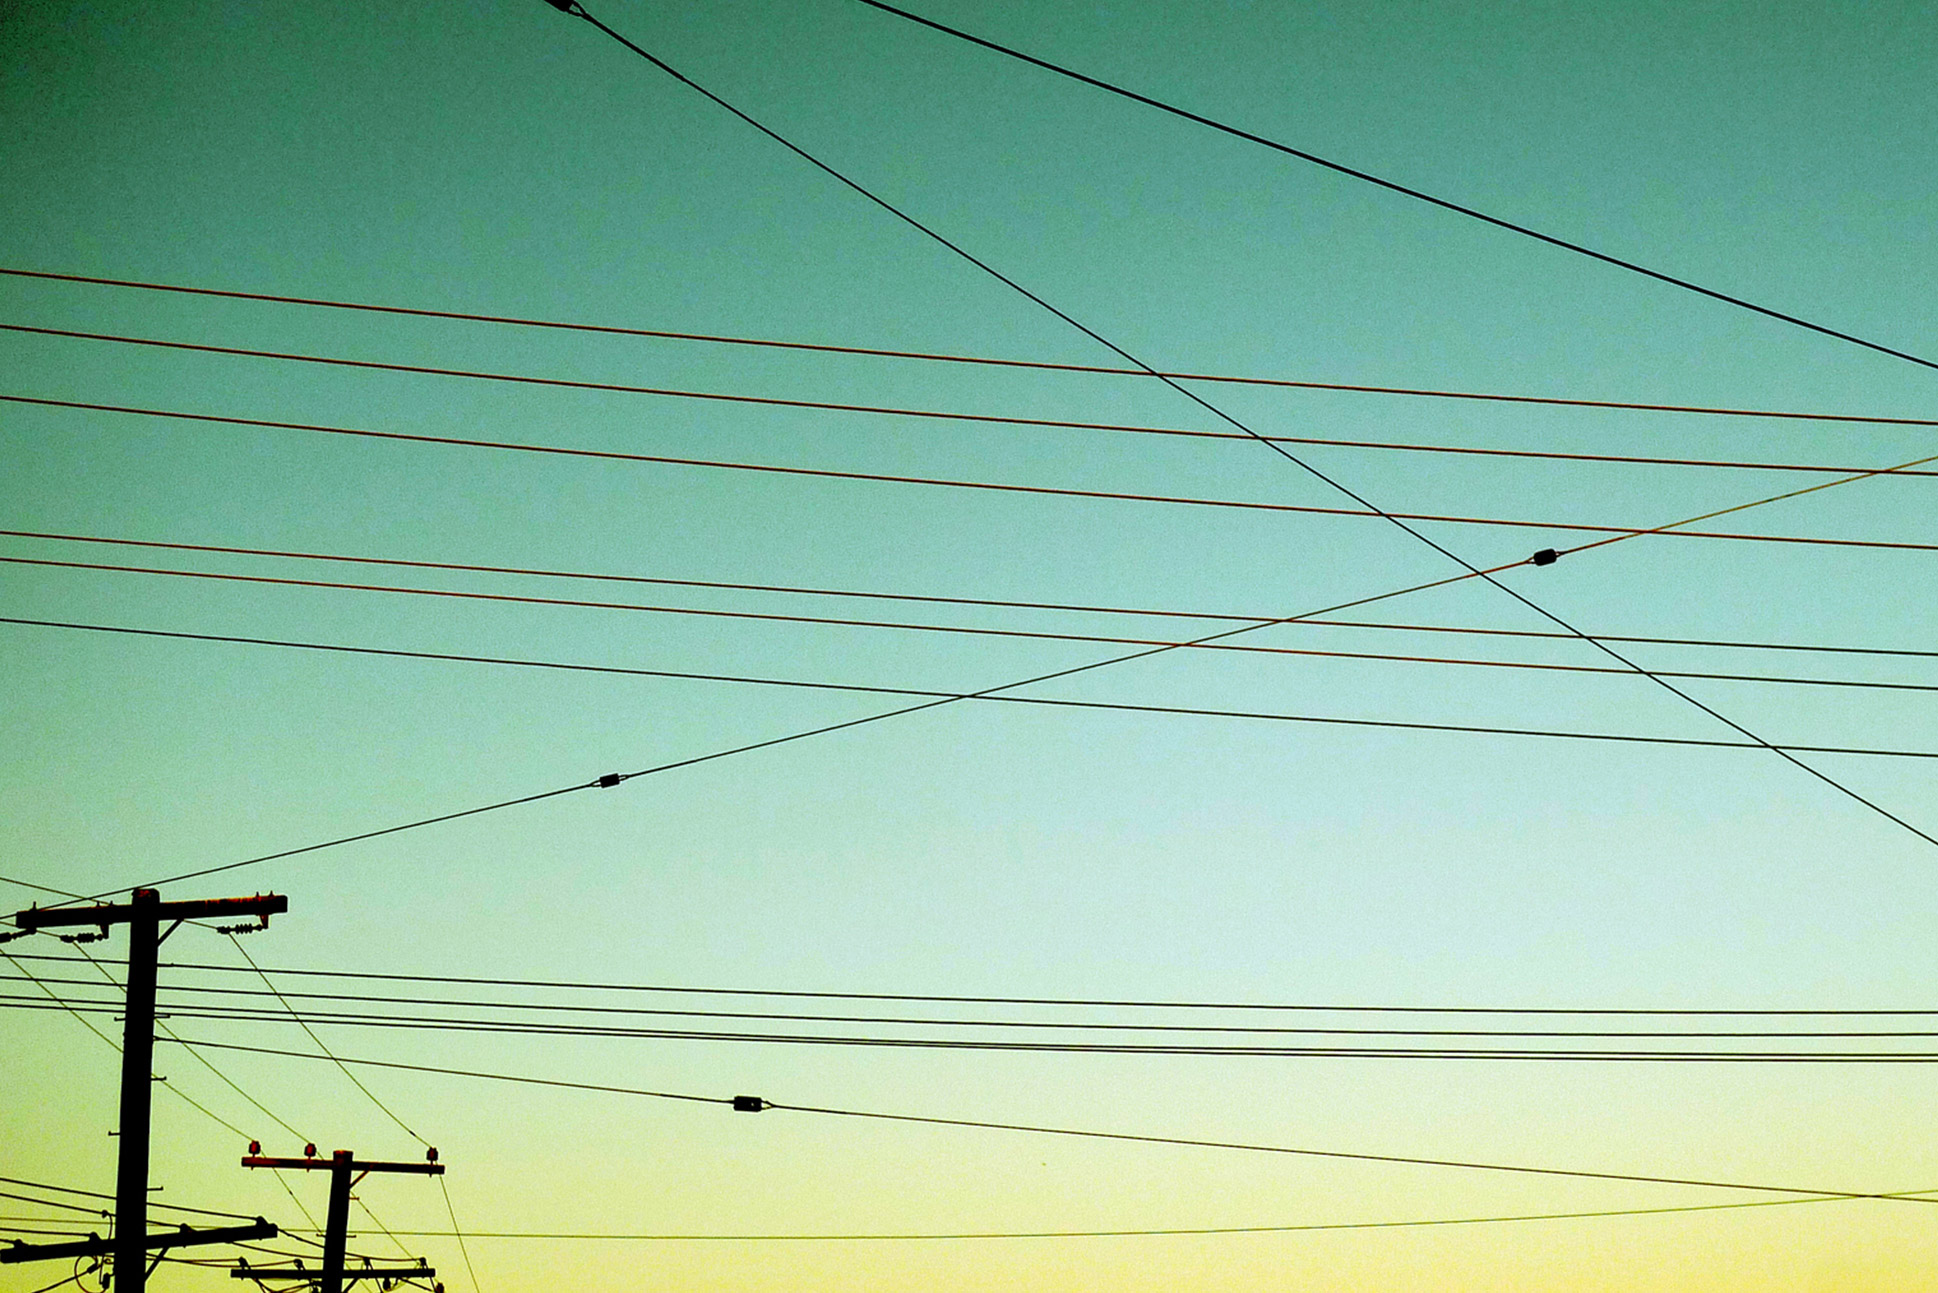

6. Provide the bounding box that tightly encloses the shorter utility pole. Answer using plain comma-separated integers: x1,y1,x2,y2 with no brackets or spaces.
238,1147,442,1292
13,887,288,1293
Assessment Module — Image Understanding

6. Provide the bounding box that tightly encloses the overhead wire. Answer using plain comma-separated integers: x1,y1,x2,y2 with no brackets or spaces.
5,518,1937,662
69,343,1933,898
548,0,1938,854
30,970,1938,1038
6,266,1934,427
19,951,1938,1018
152,1037,1937,1204
845,0,1937,372
6,538,1938,692
21,994,1938,1060
258,1184,1938,1240
1,616,1930,762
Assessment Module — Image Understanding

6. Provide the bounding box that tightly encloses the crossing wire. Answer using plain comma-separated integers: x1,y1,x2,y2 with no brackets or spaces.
6,266,1935,428
847,0,1938,372
544,0,1938,853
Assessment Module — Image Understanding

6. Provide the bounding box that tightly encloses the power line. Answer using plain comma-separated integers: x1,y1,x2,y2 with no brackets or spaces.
5,549,1935,695
22,993,1938,1061
846,0,1938,373
65,351,1922,900
26,974,1938,1040
3,616,1930,762
0,517,1933,660
7,389,1930,484
7,266,1935,428
11,396,1937,553
251,1184,1938,1240
16,951,1938,1017
153,1036,1937,1203
20,994,1938,1060
548,0,1938,855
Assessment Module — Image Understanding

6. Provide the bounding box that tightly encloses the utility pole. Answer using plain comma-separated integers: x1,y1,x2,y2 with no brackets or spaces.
2,1220,280,1283
12,887,288,1293
238,1147,442,1291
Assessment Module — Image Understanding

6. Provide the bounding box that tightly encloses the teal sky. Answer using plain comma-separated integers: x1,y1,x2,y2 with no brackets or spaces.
3,1,1935,1288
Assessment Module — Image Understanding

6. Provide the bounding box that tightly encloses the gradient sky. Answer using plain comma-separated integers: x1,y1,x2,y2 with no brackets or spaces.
3,0,1936,1288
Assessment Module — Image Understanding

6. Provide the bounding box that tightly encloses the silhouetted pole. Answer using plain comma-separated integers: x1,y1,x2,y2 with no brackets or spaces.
116,889,161,1293
240,1148,442,1291
13,888,288,1293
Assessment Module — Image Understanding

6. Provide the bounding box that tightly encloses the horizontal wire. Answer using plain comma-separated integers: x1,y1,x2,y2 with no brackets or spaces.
19,972,1938,1039
0,1176,254,1222
5,535,1934,692
6,265,1934,427
3,513,1934,660
152,1038,1938,1202
19,994,1938,1059
3,614,1931,760
14,951,1936,1017
4,387,1935,552
250,1185,1938,1239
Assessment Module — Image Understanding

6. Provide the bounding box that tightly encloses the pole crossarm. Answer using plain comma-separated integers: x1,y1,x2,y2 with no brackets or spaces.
13,893,287,931
243,1155,443,1175
2,1220,278,1263
230,1265,434,1283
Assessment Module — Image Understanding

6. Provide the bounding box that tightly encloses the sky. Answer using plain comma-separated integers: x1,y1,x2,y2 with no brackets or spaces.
1,0,1935,1288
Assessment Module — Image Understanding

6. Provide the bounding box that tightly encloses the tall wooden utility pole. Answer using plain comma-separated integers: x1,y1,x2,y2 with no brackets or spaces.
12,887,289,1293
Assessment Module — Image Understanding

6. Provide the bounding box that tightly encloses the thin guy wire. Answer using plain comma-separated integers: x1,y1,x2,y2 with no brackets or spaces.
847,0,1938,372
554,1,1938,850
6,266,1934,427
153,1037,1936,1204
3,616,1928,761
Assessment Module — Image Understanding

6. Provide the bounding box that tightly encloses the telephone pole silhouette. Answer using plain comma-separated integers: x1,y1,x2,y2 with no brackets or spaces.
238,1147,442,1291
13,887,288,1293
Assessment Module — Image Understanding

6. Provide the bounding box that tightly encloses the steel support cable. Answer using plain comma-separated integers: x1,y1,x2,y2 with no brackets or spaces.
28,971,1938,1039
6,267,1935,429
5,547,1937,694
8,395,1937,553
846,0,1937,373
545,1,1938,850
152,1036,1937,1204
1,616,1930,761
3,518,1937,661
